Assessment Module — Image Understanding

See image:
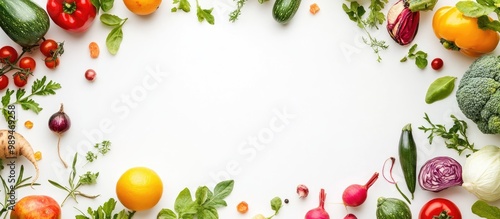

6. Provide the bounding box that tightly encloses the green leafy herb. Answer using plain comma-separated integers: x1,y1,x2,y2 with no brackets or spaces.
425,76,457,104
366,0,389,28
196,0,215,25
456,0,500,32
472,200,500,219
418,113,478,156
0,165,40,217
268,197,283,218
172,0,191,12
229,0,247,22
156,180,234,219
76,198,136,219
1,76,61,123
48,153,100,206
342,1,389,62
90,0,115,12
400,44,428,69
86,140,111,163
100,14,128,55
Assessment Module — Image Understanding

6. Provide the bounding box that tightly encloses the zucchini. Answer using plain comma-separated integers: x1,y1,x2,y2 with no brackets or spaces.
376,197,412,219
398,123,417,199
0,0,50,48
272,0,301,24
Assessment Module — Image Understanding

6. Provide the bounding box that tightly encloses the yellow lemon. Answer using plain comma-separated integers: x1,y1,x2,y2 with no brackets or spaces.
116,167,163,211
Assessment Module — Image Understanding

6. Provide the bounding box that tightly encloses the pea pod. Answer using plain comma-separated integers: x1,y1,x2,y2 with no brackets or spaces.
399,123,417,200
425,76,457,104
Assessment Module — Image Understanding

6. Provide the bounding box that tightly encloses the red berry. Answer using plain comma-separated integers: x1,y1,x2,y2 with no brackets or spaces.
431,58,443,70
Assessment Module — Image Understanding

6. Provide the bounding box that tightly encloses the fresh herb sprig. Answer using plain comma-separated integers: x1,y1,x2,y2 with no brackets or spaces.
229,0,247,22
100,14,128,55
418,113,477,156
48,153,100,206
342,0,389,62
0,166,40,218
196,0,215,25
172,0,191,12
85,140,111,163
472,200,500,219
456,0,500,32
1,76,61,123
263,197,283,219
90,0,115,12
156,180,234,219
76,198,135,219
400,44,428,69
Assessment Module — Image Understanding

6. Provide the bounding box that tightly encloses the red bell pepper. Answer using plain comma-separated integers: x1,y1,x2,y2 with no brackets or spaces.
47,0,97,33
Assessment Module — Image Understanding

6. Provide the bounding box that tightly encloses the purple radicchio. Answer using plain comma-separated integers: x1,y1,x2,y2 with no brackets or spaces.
418,156,463,192
386,0,420,45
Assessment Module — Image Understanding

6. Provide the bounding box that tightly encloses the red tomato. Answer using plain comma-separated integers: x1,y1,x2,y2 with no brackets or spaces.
13,73,28,88
85,69,96,81
431,58,444,70
0,46,18,64
18,57,36,72
44,57,60,69
0,75,9,90
11,195,61,219
40,39,59,57
419,198,462,219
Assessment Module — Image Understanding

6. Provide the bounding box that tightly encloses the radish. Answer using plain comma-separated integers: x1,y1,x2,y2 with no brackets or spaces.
344,213,357,219
304,188,329,219
342,172,379,207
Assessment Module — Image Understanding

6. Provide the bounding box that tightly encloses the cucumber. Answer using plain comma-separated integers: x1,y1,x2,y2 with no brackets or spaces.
272,0,301,24
398,123,417,199
376,197,412,219
0,0,50,48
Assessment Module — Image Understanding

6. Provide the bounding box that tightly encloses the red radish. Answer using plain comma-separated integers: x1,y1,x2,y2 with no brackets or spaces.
304,188,329,219
342,172,379,207
344,213,357,219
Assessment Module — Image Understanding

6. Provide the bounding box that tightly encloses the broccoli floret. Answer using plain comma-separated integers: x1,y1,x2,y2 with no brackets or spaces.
456,54,500,134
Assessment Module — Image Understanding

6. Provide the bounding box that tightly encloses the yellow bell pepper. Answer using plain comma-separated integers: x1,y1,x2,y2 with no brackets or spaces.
432,6,499,57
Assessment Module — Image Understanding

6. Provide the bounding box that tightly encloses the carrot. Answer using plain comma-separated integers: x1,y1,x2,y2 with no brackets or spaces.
310,3,320,15
0,130,39,186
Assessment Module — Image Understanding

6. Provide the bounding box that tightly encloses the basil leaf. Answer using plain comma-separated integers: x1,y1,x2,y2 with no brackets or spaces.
157,209,177,219
100,14,123,26
270,197,282,213
213,180,234,200
101,0,115,12
106,26,123,55
174,188,198,215
472,200,500,219
456,1,495,17
196,207,218,219
425,76,457,104
195,186,209,205
90,0,101,11
415,56,428,69
196,5,215,24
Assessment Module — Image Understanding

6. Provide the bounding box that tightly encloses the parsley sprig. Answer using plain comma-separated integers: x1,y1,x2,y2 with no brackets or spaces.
172,0,191,12
342,0,389,62
156,180,234,219
76,198,135,219
85,140,112,163
418,113,478,156
400,44,428,69
1,76,61,123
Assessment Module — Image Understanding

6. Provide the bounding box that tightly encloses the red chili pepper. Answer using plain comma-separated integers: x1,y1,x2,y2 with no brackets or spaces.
46,0,97,33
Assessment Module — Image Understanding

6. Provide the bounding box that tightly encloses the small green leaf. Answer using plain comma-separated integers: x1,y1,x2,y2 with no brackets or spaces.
90,0,101,11
174,188,198,216
456,1,495,18
101,0,115,12
102,198,117,216
100,14,124,26
106,26,124,55
196,207,218,219
472,200,500,219
270,197,282,213
195,186,209,205
196,4,215,24
415,56,428,69
179,0,191,12
157,209,177,219
425,76,457,104
78,171,99,185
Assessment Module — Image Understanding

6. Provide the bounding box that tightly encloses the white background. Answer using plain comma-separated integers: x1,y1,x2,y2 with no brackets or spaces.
2,0,500,218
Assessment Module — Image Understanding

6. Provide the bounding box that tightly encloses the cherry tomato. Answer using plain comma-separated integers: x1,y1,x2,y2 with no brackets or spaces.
419,198,462,219
0,46,18,64
13,73,28,88
44,57,60,69
431,58,444,70
40,39,59,57
0,75,9,90
85,69,96,81
18,57,36,72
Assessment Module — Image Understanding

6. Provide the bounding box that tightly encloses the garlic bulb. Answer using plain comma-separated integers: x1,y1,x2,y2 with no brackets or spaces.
462,145,500,202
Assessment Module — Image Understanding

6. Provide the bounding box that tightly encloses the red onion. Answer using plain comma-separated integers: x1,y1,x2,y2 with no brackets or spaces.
418,156,463,192
48,103,71,168
297,184,309,198
342,172,379,207
386,0,420,45
304,189,329,219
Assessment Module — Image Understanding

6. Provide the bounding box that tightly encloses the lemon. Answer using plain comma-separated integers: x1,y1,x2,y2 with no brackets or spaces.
116,167,163,211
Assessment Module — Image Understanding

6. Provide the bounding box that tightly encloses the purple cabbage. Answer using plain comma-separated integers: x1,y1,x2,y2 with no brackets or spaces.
386,0,420,45
418,156,463,192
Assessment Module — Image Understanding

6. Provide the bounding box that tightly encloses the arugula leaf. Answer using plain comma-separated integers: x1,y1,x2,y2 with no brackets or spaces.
472,200,500,219
172,0,191,12
196,0,214,24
